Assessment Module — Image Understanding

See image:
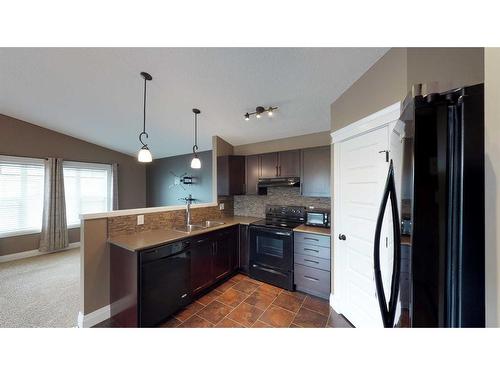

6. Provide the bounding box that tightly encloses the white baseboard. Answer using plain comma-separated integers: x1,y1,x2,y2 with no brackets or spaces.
0,242,80,263
77,304,111,328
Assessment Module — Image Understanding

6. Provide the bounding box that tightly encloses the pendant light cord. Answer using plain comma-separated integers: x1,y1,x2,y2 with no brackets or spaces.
193,112,198,154
139,76,149,147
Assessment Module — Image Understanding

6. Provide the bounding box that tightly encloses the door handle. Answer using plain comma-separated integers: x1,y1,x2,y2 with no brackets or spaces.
338,234,346,241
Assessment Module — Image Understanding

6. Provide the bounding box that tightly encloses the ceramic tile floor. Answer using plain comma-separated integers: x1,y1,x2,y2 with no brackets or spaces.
160,273,353,328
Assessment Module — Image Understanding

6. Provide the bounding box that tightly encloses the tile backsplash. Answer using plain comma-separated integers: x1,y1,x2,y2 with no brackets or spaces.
233,187,331,218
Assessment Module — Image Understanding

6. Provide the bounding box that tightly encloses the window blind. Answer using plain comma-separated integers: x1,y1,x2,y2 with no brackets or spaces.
0,156,45,237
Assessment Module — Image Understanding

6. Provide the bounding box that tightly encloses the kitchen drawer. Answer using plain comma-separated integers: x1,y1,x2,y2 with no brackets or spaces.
294,264,330,299
294,242,331,260
294,252,330,271
294,232,330,248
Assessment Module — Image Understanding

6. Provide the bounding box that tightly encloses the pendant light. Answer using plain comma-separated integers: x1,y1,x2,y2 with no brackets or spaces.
137,72,153,163
191,108,201,169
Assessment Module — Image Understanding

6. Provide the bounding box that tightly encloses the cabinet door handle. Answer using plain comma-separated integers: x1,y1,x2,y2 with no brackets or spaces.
279,166,282,176
304,237,319,241
304,275,319,282
303,248,319,253
275,166,278,176
304,259,319,264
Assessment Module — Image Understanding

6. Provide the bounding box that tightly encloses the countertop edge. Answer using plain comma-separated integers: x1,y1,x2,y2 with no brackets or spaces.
293,224,331,236
108,216,261,252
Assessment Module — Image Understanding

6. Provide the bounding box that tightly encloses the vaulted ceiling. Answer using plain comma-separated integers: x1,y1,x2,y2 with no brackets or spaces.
0,48,388,158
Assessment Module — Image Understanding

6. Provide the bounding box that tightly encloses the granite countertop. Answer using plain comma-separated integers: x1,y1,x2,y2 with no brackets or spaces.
108,216,260,252
293,224,331,236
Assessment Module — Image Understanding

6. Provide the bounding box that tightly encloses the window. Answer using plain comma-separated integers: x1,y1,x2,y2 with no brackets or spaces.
63,161,113,227
0,155,45,237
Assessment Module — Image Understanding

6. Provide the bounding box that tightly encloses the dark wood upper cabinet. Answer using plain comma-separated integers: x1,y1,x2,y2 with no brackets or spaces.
278,150,300,177
260,152,279,178
301,146,331,197
245,154,260,195
217,155,246,196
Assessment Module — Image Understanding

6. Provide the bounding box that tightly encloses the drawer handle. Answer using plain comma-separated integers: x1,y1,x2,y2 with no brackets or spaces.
303,275,319,282
304,259,319,264
304,248,319,253
304,237,319,241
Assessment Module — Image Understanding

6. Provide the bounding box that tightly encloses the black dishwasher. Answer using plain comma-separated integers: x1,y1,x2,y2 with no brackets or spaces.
139,240,191,327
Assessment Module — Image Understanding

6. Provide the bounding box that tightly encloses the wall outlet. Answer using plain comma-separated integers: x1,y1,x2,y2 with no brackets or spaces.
137,215,144,225
219,203,225,210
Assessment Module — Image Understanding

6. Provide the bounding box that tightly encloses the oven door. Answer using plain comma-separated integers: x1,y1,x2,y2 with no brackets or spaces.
249,225,293,271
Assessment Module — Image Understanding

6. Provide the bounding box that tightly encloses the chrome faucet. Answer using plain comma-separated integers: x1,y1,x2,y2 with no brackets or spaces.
180,194,196,226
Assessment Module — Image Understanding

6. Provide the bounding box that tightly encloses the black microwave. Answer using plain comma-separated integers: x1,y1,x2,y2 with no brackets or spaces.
305,210,330,228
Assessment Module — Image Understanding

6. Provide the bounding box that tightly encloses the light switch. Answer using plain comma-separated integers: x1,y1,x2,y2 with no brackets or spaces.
137,215,144,225
219,203,225,210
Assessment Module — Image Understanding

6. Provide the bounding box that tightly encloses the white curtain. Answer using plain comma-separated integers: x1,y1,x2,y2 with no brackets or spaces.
39,158,68,252
112,163,119,210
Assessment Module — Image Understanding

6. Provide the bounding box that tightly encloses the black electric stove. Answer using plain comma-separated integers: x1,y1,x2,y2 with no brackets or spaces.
248,205,305,290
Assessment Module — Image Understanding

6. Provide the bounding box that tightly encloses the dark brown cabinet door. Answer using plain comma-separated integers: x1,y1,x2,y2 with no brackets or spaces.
301,146,331,197
190,236,214,294
278,150,300,177
213,229,236,281
260,152,279,178
217,155,246,196
245,154,260,195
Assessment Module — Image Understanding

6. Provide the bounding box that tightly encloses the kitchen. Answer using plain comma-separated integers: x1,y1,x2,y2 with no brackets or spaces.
0,47,488,331
84,135,338,328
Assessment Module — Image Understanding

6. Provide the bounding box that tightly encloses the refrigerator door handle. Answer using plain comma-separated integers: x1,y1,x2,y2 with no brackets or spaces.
373,160,402,328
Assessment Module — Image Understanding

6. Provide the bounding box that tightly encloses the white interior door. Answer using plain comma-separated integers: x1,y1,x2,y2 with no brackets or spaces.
335,126,389,328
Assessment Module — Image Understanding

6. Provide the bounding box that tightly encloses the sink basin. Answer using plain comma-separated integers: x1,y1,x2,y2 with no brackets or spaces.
173,224,206,233
201,220,225,228
173,220,225,233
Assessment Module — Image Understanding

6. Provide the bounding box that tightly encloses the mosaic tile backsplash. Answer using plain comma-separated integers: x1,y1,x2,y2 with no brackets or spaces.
233,187,331,218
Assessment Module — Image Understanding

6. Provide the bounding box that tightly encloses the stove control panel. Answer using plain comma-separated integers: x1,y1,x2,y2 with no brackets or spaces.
265,205,306,221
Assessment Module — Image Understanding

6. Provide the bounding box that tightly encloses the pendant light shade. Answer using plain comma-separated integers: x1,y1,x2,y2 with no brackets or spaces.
191,108,201,169
138,72,153,163
138,147,153,162
190,155,201,169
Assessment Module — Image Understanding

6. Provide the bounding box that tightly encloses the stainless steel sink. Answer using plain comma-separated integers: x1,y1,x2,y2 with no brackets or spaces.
201,220,225,228
173,224,206,233
173,220,225,233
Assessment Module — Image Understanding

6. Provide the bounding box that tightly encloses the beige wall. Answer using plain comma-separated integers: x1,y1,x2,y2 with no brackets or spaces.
0,114,146,256
485,48,500,327
215,136,234,156
331,48,408,131
331,48,485,132
407,48,484,93
233,131,331,155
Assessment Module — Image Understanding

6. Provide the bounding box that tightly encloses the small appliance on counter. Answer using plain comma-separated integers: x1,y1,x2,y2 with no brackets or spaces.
305,208,330,228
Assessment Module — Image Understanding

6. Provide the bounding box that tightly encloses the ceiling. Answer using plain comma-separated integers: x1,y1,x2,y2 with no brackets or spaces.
0,48,388,158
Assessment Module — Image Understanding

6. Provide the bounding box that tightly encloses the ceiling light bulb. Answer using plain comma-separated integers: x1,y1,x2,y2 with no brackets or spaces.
191,155,201,169
268,109,273,117
256,113,261,119
138,147,153,163
245,113,250,121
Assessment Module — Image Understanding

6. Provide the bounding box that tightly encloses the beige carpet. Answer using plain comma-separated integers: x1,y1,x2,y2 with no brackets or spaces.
0,248,80,328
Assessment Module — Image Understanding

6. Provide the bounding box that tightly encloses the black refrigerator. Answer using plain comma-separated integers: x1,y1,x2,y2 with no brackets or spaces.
373,83,485,328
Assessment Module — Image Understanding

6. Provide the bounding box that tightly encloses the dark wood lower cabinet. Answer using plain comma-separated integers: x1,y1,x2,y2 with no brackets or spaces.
190,236,215,295
110,225,241,327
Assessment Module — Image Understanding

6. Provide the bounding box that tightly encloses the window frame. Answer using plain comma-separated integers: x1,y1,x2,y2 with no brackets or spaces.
0,155,46,238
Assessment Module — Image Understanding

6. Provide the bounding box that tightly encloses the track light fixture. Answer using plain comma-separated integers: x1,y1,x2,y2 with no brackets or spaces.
244,106,278,121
